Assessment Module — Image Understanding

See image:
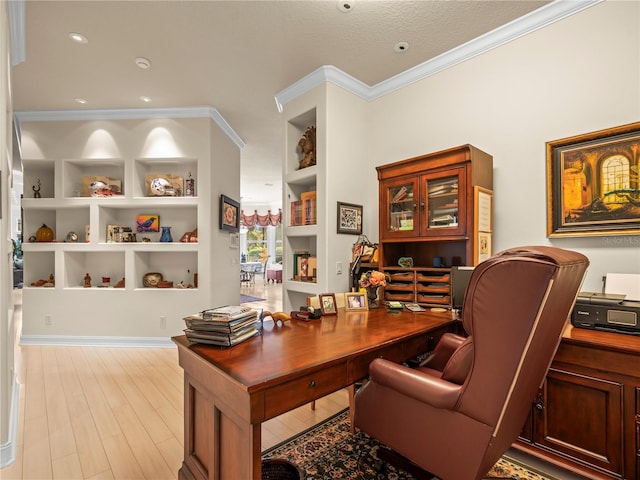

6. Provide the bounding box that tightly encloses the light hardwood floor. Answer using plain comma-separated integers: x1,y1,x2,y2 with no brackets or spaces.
2,282,349,479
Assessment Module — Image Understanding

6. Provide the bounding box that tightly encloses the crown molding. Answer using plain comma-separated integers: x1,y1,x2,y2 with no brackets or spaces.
14,106,245,148
8,0,26,65
275,0,602,109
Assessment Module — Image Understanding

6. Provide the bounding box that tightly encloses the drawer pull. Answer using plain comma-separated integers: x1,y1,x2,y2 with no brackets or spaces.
309,380,316,388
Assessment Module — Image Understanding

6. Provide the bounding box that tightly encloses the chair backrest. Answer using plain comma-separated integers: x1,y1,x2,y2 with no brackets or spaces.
456,246,588,475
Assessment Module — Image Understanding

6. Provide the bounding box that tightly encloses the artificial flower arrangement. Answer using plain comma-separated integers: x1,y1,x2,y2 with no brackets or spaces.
359,270,388,288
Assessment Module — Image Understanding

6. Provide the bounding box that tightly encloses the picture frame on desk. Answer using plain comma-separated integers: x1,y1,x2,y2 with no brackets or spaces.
319,293,337,316
337,201,363,235
546,121,640,237
220,194,240,233
345,292,368,311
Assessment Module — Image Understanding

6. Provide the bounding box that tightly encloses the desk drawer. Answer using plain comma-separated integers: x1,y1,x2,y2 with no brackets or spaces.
264,363,347,418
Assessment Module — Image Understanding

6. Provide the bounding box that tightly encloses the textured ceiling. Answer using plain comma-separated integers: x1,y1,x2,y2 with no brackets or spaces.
12,0,551,210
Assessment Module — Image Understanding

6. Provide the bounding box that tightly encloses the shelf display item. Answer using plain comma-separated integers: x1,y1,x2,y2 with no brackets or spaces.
36,224,54,242
298,126,316,169
145,174,183,196
32,179,41,198
83,273,91,288
136,215,160,233
143,272,163,287
160,226,173,242
82,176,122,197
65,231,78,242
185,171,195,197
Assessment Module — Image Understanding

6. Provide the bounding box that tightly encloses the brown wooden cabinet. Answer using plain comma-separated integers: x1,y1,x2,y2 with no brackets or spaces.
515,326,640,480
377,144,493,307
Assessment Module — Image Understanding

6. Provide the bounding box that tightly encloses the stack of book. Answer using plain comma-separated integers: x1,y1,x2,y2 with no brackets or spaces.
183,306,259,347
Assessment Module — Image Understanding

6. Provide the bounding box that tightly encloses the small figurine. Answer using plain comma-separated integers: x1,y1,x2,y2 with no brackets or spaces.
114,278,125,288
185,171,195,197
298,126,316,169
83,273,91,288
32,179,41,198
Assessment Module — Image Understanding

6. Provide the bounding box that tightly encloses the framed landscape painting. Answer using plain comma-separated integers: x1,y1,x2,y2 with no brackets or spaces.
546,122,640,237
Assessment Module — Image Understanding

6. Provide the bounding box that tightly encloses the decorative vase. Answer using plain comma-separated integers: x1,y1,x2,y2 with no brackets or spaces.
366,286,379,308
160,226,173,242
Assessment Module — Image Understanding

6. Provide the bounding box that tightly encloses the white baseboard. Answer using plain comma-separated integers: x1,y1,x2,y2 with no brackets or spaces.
19,335,175,348
0,374,19,468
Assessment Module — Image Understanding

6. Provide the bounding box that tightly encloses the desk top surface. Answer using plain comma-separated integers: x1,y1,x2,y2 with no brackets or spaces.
173,307,455,387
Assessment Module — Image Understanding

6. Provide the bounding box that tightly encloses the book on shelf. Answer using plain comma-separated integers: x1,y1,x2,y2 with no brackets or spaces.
290,200,303,226
300,190,317,225
391,186,408,203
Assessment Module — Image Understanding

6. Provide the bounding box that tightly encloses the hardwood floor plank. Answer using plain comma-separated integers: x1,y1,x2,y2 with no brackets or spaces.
52,453,84,480
100,432,145,480
111,404,175,480
42,347,79,461
93,349,174,445
22,414,52,480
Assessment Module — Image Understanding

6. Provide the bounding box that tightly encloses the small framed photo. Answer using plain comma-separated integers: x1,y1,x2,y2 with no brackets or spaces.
220,194,240,233
136,214,160,233
345,292,368,311
337,202,363,235
319,293,338,316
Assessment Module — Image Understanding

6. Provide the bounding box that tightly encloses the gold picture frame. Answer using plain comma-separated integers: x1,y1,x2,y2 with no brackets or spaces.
546,122,640,237
345,292,368,311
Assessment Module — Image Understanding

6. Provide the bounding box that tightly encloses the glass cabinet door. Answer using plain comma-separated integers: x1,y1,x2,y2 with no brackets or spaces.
382,177,419,238
423,167,466,236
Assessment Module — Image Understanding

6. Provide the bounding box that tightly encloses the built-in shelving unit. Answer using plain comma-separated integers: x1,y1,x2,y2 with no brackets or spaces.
281,83,369,311
22,157,199,292
17,114,240,342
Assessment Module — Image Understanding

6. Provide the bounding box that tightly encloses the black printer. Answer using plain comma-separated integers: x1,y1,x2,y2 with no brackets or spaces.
571,292,640,336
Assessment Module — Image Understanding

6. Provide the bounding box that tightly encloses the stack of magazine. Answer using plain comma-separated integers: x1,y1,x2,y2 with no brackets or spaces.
183,305,259,347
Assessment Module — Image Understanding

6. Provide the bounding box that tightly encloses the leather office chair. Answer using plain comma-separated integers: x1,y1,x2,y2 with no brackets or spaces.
353,246,589,480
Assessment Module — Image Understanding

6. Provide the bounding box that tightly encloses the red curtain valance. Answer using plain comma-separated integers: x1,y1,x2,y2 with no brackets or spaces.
240,208,282,227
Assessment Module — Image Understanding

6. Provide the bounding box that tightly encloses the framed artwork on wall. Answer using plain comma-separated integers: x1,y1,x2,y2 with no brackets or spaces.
220,194,240,233
337,202,363,235
546,122,640,237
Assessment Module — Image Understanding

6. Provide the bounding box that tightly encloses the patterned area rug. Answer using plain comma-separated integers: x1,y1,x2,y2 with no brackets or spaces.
262,410,556,480
240,294,266,303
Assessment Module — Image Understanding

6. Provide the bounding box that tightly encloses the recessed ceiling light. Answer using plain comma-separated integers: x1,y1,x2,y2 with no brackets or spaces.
140,96,152,103
337,1,354,12
74,98,88,104
69,32,88,44
135,57,151,69
394,41,409,53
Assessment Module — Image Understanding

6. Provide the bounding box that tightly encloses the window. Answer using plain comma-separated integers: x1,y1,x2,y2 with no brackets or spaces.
602,154,630,205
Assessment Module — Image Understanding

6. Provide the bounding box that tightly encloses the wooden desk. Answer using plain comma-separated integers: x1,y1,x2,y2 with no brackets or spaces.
173,308,455,480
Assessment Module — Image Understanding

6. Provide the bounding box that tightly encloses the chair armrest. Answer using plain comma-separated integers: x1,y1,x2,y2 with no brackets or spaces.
419,332,466,370
369,358,463,409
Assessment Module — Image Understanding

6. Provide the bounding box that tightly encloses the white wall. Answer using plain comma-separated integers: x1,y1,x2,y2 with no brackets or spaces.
366,0,639,293
0,0,15,463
